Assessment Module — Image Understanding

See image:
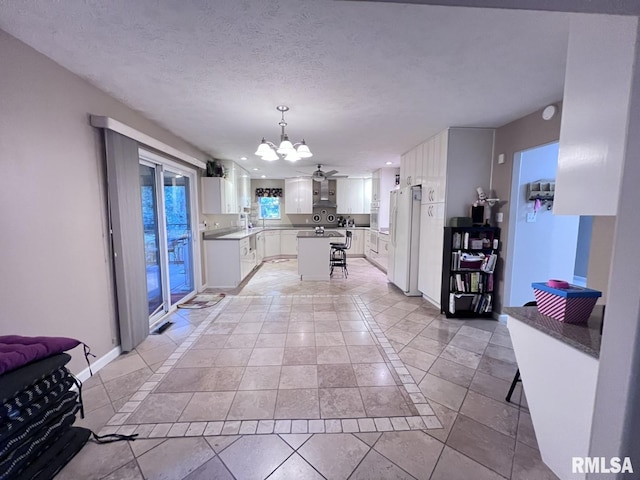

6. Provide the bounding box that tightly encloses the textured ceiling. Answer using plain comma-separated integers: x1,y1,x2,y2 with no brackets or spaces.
0,0,569,178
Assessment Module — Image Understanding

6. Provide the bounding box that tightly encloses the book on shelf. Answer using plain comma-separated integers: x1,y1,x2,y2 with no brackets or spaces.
450,272,493,293
480,253,498,273
452,232,462,249
448,293,493,314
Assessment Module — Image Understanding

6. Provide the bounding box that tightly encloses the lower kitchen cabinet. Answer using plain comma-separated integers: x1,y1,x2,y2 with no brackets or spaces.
280,230,299,255
378,233,390,271
334,228,366,256
256,231,265,264
205,237,256,288
367,232,389,272
264,231,281,258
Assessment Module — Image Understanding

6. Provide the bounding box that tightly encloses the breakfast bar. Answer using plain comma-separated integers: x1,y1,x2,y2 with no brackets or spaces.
297,231,344,280
506,305,604,480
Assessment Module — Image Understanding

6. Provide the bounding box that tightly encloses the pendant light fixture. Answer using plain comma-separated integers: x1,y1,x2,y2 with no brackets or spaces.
254,105,313,162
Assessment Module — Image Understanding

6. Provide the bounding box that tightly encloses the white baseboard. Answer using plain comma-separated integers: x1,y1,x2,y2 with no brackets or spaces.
75,345,122,383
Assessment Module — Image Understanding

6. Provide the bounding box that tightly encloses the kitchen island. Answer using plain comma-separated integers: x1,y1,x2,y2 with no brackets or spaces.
297,231,344,281
506,306,604,480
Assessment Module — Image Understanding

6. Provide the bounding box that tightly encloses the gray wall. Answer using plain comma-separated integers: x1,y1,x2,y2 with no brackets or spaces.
491,105,564,312
0,30,207,374
507,142,579,307
491,103,614,312
574,216,593,279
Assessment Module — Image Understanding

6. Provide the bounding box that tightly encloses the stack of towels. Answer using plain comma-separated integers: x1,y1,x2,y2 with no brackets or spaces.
0,336,90,480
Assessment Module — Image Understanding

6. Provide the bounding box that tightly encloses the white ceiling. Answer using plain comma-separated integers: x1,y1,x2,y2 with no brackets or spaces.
0,0,569,178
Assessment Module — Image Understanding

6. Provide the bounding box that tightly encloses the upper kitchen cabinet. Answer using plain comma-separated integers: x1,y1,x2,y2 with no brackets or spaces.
284,178,313,214
336,178,371,214
236,167,251,211
363,178,372,214
422,128,493,214
400,147,420,187
554,15,638,215
376,168,397,230
421,130,449,203
201,177,235,214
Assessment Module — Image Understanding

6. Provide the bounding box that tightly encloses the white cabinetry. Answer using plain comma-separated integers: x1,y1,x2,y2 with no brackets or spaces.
202,162,251,215
364,228,371,257
256,231,265,264
205,237,256,288
371,170,380,203
280,230,299,255
336,229,365,256
351,229,365,255
337,179,370,214
554,15,637,215
416,128,494,308
239,237,257,280
417,203,444,306
378,234,390,271
237,169,251,211
373,168,397,231
220,160,238,214
363,178,372,214
285,178,313,214
421,130,448,204
264,230,281,258
201,177,234,214
400,147,420,187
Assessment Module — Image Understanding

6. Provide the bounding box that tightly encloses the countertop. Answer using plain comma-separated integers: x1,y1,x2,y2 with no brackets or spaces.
505,306,604,359
203,226,369,241
297,231,345,238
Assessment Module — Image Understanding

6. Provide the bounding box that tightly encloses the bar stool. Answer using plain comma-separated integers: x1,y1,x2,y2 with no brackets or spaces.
330,231,352,278
506,300,537,403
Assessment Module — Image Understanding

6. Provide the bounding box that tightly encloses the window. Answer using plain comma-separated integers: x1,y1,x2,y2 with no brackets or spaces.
258,197,281,219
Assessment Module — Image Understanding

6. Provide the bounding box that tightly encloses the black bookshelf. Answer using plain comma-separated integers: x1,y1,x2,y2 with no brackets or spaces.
441,226,500,318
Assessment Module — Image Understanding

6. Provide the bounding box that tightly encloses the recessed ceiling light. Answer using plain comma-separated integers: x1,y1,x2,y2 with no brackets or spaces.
240,156,247,160
386,161,393,165
261,175,266,178
253,168,259,171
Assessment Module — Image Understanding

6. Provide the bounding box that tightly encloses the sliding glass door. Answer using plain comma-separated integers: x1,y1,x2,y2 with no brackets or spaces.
139,151,198,326
140,163,165,320
163,171,194,304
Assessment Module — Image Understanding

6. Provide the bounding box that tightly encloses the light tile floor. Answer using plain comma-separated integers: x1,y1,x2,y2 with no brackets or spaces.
61,258,559,479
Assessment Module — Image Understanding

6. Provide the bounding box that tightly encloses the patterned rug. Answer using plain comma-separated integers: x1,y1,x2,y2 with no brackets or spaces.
177,293,226,309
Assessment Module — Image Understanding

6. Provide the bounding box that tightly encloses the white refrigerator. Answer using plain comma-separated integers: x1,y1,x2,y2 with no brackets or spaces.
387,186,422,296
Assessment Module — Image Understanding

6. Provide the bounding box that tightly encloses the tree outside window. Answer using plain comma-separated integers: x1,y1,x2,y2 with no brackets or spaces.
259,197,281,219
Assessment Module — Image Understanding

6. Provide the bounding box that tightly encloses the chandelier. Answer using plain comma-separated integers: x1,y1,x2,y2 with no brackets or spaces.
254,105,313,162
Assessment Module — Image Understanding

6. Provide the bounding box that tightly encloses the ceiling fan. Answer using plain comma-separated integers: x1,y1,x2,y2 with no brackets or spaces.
299,164,344,181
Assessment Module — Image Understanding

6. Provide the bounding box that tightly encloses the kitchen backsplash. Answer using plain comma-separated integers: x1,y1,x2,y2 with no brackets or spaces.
201,212,370,231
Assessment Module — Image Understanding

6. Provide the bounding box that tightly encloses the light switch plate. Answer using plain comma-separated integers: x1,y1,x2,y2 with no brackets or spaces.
496,212,504,223
498,154,505,164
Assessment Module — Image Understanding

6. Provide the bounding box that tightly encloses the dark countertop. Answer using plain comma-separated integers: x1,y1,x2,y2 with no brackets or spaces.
297,231,345,238
203,226,370,241
505,306,604,359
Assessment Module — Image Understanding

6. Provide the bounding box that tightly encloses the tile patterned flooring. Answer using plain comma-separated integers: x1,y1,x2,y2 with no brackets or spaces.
61,258,559,479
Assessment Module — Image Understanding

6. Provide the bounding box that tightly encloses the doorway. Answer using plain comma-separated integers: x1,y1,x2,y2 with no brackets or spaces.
504,142,589,307
139,149,199,327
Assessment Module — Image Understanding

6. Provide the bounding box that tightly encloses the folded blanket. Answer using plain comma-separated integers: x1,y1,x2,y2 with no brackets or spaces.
0,391,79,480
0,376,76,450
0,336,80,376
0,354,71,404
14,426,91,480
1,367,72,421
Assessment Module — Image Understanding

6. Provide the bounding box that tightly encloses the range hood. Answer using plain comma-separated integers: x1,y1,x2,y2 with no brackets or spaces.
313,179,337,208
